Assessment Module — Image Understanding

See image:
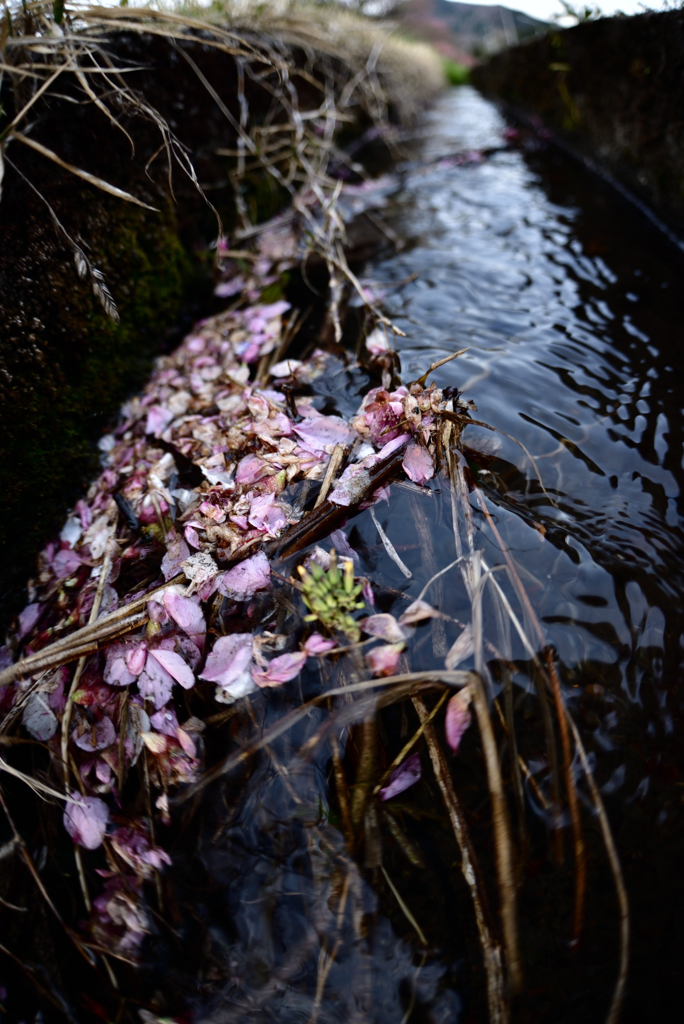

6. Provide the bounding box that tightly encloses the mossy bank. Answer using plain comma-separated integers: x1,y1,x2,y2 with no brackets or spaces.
0,5,444,630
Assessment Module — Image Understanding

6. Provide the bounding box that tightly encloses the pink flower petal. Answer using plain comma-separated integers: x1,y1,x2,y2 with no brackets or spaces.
150,706,179,738
184,524,201,549
73,715,116,752
104,644,138,687
248,493,287,537
148,648,195,690
17,603,41,640
366,328,391,356
294,414,355,453
63,793,109,850
137,656,174,709
376,433,412,461
162,591,206,651
329,529,359,566
200,633,255,700
399,600,441,626
252,651,306,688
161,530,191,581
236,454,270,485
361,614,406,644
303,633,336,656
402,443,434,486
22,692,58,741
176,727,196,758
379,752,422,801
445,689,472,754
126,643,148,677
365,643,404,677
217,551,271,601
145,405,174,436
51,548,82,580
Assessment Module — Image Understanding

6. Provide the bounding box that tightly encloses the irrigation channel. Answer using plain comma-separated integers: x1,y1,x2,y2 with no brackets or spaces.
2,85,684,1024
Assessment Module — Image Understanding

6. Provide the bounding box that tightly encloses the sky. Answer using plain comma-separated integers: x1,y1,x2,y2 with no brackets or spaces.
443,0,675,24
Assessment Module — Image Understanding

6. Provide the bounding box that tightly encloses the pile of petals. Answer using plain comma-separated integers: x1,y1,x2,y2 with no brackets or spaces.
0,266,457,957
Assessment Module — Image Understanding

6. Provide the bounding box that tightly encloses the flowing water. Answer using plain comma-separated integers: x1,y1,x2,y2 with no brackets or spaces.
16,87,682,1024
352,86,684,1021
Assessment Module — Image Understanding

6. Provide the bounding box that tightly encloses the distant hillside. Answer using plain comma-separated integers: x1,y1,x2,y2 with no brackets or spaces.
401,0,551,58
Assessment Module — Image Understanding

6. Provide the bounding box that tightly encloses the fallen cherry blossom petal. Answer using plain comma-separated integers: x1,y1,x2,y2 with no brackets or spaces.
236,454,269,485
126,643,148,677
161,530,190,581
60,517,83,548
73,715,116,752
176,727,196,758
399,599,442,626
162,591,206,651
252,651,306,688
51,548,82,580
217,551,271,601
148,649,195,690
110,824,172,877
361,577,375,606
270,358,303,377
150,707,179,737
445,623,474,670
303,634,336,656
445,688,472,754
402,443,434,485
17,603,42,639
200,633,255,701
366,327,391,356
140,731,169,755
22,692,58,741
366,643,404,677
214,276,245,298
329,529,359,566
361,613,407,644
137,657,174,710
294,413,356,453
199,501,226,522
184,524,200,549
379,752,422,801
145,405,174,436
376,433,412,462
104,644,138,687
64,793,109,850
248,493,287,537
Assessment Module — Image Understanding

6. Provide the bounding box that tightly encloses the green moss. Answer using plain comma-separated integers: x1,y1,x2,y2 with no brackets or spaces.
0,195,196,621
442,58,470,87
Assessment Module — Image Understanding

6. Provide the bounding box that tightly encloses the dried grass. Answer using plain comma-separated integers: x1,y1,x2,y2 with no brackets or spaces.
1,1,444,317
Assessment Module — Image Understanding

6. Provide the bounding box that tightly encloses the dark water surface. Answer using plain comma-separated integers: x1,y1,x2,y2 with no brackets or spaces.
142,88,684,1024
364,87,684,1019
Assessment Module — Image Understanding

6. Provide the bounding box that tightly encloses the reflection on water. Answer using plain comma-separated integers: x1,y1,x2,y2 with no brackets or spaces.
366,86,684,1021
152,89,684,1023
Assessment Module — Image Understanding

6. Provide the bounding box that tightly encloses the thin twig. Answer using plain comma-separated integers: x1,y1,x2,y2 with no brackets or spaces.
370,506,412,579
412,695,508,1024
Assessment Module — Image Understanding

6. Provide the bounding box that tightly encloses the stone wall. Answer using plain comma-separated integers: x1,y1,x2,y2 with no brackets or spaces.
472,11,684,233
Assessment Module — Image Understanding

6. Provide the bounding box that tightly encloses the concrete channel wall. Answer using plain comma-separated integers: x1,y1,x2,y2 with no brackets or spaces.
472,10,684,235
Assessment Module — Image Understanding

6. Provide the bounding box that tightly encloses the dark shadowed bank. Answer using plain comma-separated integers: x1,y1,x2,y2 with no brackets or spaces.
0,4,443,631
472,10,684,237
